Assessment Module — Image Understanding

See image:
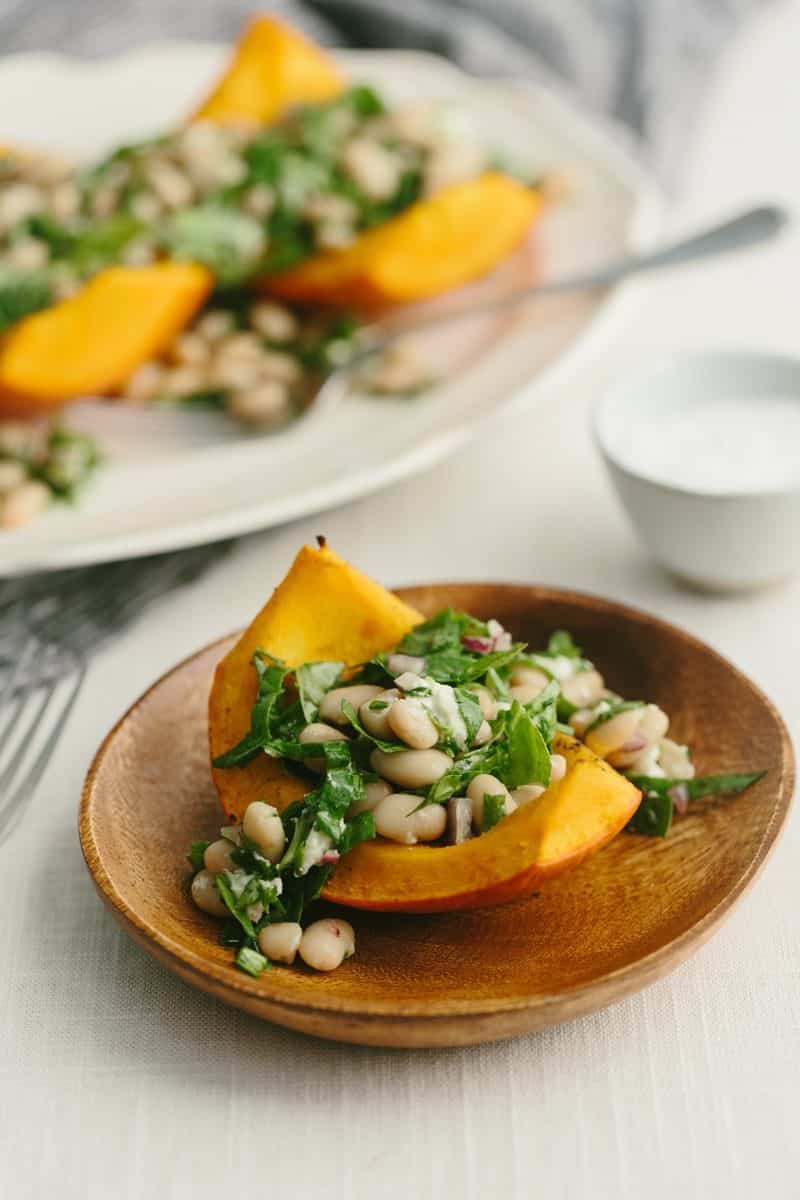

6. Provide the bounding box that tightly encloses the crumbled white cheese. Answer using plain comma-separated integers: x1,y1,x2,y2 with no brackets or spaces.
394,671,429,693
534,654,578,682
630,742,665,777
425,680,468,749
298,830,333,876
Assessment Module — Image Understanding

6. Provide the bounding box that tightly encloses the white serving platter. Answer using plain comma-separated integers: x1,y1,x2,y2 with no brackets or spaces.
0,43,662,574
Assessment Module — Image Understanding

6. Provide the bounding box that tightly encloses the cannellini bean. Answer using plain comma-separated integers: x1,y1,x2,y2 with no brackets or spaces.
172,332,212,367
298,722,348,773
373,793,447,844
568,707,595,736
561,669,605,709
659,737,695,780
216,331,264,362
191,869,228,917
163,365,208,397
549,753,567,783
342,137,403,200
0,422,39,457
90,183,119,219
228,382,291,428
195,309,235,341
0,460,27,493
509,682,546,704
511,783,545,806
242,800,286,862
466,774,515,830
638,703,670,742
315,221,356,249
386,653,426,677
123,361,165,403
303,193,359,224
367,344,428,394
0,480,50,528
258,922,302,964
359,689,399,738
468,685,499,721
446,795,473,844
242,183,276,219
347,778,392,817
509,665,549,692
585,708,644,759
146,159,194,209
50,268,81,301
212,359,264,391
260,350,303,385
370,747,453,789
7,237,48,271
388,697,438,750
121,237,157,266
473,720,492,747
49,180,80,221
203,838,236,875
250,301,298,343
299,919,355,972
424,140,486,196
0,182,44,230
320,685,383,726
129,191,164,222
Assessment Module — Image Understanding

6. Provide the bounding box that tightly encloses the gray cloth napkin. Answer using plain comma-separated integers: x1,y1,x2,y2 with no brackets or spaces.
1,0,765,176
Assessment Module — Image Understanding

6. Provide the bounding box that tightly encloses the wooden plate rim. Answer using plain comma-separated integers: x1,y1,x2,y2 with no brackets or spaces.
79,582,795,1030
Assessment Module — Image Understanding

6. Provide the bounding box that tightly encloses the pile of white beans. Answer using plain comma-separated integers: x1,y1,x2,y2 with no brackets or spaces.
521,657,695,781
191,799,356,973
294,658,566,848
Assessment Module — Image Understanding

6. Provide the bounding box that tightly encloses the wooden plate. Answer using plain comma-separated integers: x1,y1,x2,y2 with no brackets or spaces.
79,584,794,1047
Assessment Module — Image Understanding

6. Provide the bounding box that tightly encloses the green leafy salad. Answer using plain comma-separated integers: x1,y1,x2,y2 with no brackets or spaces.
188,610,765,977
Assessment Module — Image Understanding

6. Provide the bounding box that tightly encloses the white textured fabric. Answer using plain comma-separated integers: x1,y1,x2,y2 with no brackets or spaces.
1,6,799,1198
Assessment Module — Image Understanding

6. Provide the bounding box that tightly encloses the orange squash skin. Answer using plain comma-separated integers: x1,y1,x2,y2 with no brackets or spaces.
192,16,344,126
0,263,212,417
262,173,543,308
322,737,640,912
208,543,641,915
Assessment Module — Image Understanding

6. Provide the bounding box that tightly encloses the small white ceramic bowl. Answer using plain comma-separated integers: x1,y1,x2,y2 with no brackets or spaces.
593,351,800,591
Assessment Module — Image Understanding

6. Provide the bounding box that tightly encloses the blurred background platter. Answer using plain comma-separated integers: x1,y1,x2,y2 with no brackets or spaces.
0,43,662,574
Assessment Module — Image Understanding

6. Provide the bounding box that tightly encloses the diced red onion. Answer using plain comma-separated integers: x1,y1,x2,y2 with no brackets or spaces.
462,635,493,653
321,850,341,864
668,783,689,815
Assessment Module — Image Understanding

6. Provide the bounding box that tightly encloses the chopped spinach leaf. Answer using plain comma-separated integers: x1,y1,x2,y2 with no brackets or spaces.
235,946,270,977
627,791,673,837
481,793,507,832
187,841,210,872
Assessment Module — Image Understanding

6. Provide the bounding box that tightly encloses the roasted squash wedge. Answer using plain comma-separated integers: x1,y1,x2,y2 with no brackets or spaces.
209,541,423,823
0,262,212,417
192,15,344,126
208,543,641,913
262,172,542,308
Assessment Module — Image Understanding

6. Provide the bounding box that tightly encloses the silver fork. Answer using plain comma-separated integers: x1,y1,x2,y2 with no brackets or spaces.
0,540,233,844
0,629,86,843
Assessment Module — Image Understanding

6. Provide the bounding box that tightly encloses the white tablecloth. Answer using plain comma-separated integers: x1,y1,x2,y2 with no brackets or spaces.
2,4,799,1197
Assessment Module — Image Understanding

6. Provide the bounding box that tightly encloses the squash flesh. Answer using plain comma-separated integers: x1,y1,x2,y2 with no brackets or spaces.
263,173,542,307
0,263,212,416
192,16,344,126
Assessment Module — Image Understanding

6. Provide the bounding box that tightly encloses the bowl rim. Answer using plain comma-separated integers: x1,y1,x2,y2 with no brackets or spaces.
592,348,800,502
